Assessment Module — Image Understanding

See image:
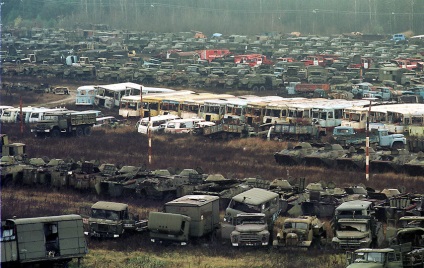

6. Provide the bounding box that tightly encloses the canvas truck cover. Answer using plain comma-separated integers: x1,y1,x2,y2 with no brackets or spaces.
164,195,220,237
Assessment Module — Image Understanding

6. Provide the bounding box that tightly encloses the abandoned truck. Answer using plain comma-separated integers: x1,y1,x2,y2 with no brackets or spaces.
1,214,87,268
332,200,385,250
332,126,407,149
81,201,148,238
345,245,424,268
273,216,327,249
148,195,220,245
221,188,281,247
32,110,97,137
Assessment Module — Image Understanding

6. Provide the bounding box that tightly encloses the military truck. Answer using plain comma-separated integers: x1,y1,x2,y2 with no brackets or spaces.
81,201,147,238
274,216,327,248
221,188,281,244
1,214,87,267
332,200,385,249
332,126,407,149
346,245,424,268
229,213,270,247
148,195,220,245
32,110,97,137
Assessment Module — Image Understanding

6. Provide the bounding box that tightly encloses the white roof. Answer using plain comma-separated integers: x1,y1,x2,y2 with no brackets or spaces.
98,82,141,91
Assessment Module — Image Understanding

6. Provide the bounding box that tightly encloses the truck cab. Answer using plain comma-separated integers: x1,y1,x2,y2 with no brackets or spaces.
230,213,269,247
81,201,147,238
346,248,401,268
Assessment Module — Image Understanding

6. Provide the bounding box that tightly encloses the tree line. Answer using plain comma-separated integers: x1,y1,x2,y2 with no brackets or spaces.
2,0,423,35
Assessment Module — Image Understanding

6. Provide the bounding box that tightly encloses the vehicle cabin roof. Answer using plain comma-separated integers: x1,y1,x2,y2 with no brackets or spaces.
7,214,82,225
97,82,141,91
91,201,128,211
236,213,266,218
285,216,315,223
354,248,395,253
166,195,219,206
399,216,424,221
232,188,279,206
336,200,372,211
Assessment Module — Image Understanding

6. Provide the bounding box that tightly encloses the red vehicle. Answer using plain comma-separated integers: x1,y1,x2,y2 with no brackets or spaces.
234,54,273,67
301,55,326,67
392,58,421,70
349,56,373,69
276,57,296,63
198,49,231,62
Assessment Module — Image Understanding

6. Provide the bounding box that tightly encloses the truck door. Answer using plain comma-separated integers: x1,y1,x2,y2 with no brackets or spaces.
1,221,18,263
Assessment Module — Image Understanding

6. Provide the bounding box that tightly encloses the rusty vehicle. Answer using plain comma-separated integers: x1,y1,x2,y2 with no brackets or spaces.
274,216,327,248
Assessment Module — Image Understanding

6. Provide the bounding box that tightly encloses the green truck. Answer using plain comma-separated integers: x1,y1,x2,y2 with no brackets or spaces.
148,195,220,245
81,201,148,238
221,188,281,246
32,110,97,137
346,244,424,268
1,214,87,267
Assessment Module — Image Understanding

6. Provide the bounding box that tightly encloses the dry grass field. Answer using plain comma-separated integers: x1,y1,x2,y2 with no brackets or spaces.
1,82,423,268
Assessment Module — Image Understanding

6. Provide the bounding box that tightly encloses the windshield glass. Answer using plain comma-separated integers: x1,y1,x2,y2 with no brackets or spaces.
91,209,121,220
284,222,309,230
338,222,368,232
353,252,384,263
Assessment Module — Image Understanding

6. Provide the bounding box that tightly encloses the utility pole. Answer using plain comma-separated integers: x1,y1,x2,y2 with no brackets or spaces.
364,98,376,181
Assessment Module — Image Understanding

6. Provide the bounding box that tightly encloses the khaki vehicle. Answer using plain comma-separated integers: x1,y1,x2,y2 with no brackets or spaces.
32,110,97,138
230,213,270,247
81,201,147,238
148,195,220,245
221,188,281,244
274,216,327,248
1,214,87,267
346,244,424,268
332,200,385,249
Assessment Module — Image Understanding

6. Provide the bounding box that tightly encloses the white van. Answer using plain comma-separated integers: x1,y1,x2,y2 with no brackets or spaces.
137,114,180,134
164,118,206,134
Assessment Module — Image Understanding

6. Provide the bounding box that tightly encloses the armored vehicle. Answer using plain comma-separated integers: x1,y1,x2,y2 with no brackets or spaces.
274,216,327,248
303,143,346,167
274,142,317,165
81,201,147,238
1,214,87,267
371,149,416,173
148,195,220,245
404,151,424,176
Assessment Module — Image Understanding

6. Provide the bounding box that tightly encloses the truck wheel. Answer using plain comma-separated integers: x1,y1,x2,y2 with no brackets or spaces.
259,86,266,91
51,129,61,138
75,127,84,137
252,86,259,91
83,126,92,136
392,142,404,149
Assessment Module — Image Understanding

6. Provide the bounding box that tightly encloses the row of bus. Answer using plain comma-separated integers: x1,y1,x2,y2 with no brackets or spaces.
76,82,424,136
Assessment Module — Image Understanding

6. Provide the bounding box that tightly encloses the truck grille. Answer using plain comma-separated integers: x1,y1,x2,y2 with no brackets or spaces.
239,234,260,242
97,223,110,232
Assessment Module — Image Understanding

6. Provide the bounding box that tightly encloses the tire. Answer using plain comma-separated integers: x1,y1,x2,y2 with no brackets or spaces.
392,142,404,150
252,86,259,91
259,86,266,91
83,126,92,136
75,127,84,137
51,129,61,138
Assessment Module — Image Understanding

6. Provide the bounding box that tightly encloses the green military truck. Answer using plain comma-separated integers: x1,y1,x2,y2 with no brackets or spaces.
221,188,281,246
32,110,97,137
148,195,220,245
332,200,385,250
346,244,424,268
1,214,87,267
81,201,148,238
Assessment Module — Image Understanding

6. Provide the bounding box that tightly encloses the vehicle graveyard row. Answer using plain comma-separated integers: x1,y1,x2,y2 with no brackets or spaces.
274,142,424,177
